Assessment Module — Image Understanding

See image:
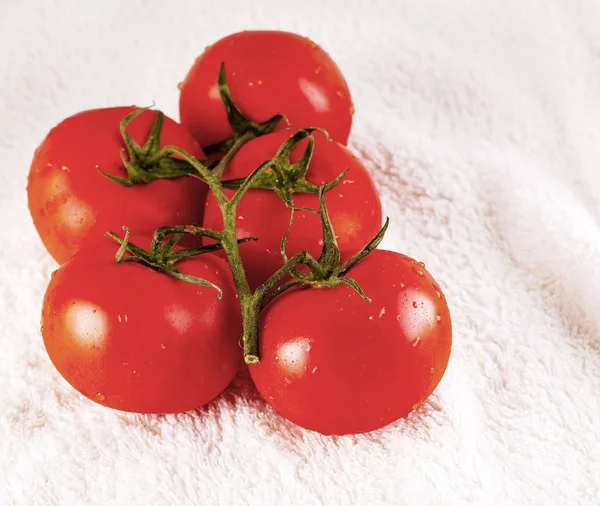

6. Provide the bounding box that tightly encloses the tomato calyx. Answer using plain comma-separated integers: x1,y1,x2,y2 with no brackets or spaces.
203,63,287,156
106,225,255,297
265,186,390,306
98,108,214,187
221,129,348,207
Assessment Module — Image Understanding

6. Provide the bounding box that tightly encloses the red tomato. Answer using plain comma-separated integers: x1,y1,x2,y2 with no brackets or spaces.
249,249,452,435
179,31,353,147
41,235,242,414
27,107,207,264
202,131,382,290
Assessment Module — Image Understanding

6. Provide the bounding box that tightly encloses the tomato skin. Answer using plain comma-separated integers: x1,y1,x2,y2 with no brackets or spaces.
202,130,382,290
249,249,452,435
27,107,207,264
41,236,242,414
179,31,353,147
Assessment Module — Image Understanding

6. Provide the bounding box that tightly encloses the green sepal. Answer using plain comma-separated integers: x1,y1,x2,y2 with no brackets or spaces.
106,226,257,298
203,63,286,155
97,107,212,187
273,186,390,303
222,129,348,207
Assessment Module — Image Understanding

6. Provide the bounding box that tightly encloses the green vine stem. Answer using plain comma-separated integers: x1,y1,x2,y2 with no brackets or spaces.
134,129,387,363
105,84,388,363
160,139,310,363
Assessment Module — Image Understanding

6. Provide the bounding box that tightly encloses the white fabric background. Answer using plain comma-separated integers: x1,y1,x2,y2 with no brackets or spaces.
1,1,599,504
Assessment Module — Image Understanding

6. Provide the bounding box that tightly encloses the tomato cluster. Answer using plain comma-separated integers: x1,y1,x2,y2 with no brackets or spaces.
28,31,451,435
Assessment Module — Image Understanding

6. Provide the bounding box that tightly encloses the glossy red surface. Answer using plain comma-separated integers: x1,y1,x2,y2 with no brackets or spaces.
41,236,242,413
179,31,353,147
249,249,452,435
27,107,207,264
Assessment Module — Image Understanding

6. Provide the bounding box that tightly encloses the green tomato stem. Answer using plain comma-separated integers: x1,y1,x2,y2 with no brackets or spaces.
167,130,311,363
213,131,255,181
116,126,387,364
233,249,308,364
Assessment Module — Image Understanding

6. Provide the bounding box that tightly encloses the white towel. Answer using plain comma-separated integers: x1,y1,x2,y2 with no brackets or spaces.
1,1,599,504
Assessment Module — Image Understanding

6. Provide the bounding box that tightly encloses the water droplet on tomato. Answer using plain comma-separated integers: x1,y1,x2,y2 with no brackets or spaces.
307,38,318,49
40,325,44,333
314,66,323,74
430,367,435,375
160,343,166,350
378,307,386,318
399,283,405,289
412,301,418,309
435,290,442,299
436,314,442,324
96,392,105,401
418,261,425,268
415,269,424,276
177,82,183,90
336,90,345,98
312,366,318,374
349,105,355,116
257,80,263,85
